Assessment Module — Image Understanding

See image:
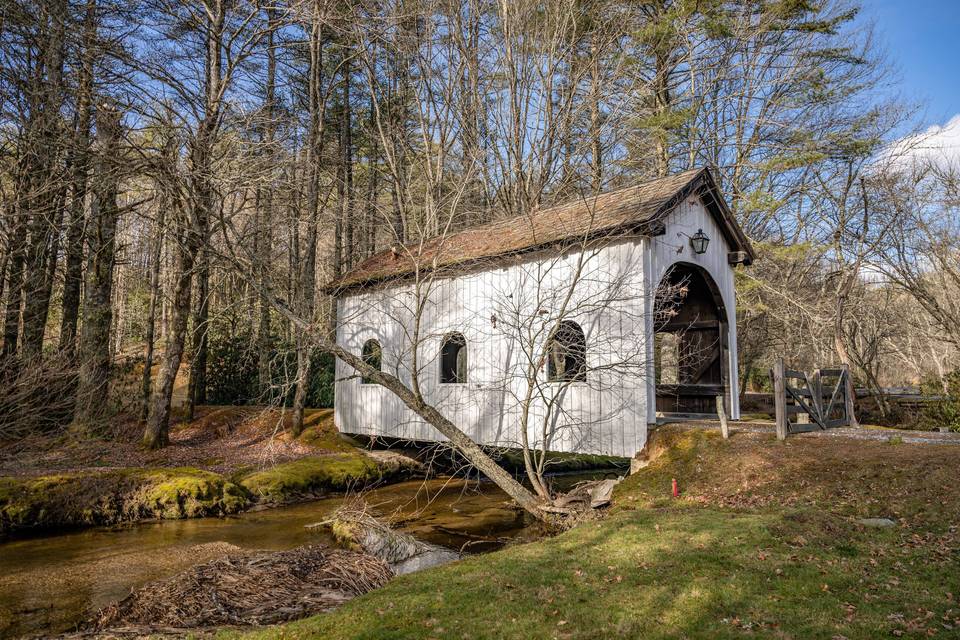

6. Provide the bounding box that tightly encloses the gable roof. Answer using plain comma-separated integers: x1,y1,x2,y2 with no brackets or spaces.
325,167,754,295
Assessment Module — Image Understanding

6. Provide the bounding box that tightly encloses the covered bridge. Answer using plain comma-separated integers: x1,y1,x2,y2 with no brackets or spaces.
325,168,755,457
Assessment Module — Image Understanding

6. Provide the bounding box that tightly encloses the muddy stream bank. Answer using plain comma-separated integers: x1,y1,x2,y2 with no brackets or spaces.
0,473,611,638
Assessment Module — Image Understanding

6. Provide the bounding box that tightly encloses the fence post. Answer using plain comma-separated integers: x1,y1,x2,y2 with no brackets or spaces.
716,394,729,439
842,363,859,428
811,369,823,423
772,357,788,441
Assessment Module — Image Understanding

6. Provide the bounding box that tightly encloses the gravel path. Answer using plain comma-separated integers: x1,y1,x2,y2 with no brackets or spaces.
662,418,960,446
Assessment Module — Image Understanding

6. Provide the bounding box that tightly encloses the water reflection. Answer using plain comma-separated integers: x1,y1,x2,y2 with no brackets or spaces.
0,474,604,638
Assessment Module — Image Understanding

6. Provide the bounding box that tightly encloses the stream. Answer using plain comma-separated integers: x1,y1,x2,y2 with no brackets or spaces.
0,473,610,638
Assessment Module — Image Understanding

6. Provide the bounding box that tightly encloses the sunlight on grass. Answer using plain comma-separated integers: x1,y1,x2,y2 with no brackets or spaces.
225,426,960,640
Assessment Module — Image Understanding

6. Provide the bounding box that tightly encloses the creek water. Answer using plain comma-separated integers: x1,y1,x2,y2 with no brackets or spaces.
0,473,610,638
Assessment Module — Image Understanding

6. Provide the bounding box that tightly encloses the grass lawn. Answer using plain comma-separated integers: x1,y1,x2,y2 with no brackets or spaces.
230,427,960,640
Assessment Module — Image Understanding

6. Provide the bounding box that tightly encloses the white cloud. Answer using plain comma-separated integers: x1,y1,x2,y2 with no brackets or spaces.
881,114,960,172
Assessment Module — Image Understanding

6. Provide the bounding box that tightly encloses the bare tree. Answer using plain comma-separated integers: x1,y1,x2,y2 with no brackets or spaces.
290,0,334,437
141,0,270,448
876,163,960,349
59,0,98,358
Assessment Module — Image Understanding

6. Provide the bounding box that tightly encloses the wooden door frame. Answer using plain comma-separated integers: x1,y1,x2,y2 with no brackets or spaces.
654,261,731,416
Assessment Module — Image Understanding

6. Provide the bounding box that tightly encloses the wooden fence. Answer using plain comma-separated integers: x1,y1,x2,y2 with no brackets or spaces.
770,358,858,440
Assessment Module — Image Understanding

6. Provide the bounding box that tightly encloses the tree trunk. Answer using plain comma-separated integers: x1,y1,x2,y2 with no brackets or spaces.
292,343,311,436
59,0,97,358
363,100,379,258
73,103,122,427
1,225,25,358
653,46,670,178
590,37,602,191
256,6,278,397
186,247,209,419
256,191,273,396
20,0,68,359
140,207,165,420
341,52,354,271
291,5,326,437
144,0,223,447
143,239,195,448
390,173,404,243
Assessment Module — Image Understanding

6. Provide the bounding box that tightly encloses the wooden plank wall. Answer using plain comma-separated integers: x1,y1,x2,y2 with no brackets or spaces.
335,193,742,457
335,238,649,457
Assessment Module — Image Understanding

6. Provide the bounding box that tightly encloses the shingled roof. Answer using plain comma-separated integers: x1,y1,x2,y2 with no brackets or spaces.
325,167,754,294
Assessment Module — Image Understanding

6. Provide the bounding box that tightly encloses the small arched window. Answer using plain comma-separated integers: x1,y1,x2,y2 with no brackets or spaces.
547,321,586,383
439,332,467,384
361,339,382,384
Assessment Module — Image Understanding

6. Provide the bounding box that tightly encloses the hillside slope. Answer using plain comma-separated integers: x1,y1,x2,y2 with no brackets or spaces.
235,427,960,640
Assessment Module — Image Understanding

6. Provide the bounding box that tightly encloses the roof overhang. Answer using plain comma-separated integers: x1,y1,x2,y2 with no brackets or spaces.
325,167,754,297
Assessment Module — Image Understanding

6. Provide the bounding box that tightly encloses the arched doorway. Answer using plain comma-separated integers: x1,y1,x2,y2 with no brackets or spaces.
653,262,729,415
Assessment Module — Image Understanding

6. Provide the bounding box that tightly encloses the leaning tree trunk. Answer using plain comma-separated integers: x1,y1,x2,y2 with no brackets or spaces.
322,338,546,518
264,298,547,520
72,103,123,427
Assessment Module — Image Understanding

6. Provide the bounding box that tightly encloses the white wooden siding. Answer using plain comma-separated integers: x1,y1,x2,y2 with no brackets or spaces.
335,194,741,458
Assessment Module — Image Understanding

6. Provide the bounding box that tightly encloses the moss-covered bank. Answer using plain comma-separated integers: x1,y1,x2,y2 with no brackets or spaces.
0,467,249,535
239,454,385,504
0,450,402,536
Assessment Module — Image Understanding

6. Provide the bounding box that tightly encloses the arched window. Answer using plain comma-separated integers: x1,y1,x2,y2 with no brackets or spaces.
547,321,586,382
439,332,467,383
361,339,382,384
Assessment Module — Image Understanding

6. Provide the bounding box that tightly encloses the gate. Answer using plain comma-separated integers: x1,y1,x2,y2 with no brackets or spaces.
770,358,858,440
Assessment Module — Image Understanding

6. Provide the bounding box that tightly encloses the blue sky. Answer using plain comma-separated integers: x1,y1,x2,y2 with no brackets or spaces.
865,0,960,124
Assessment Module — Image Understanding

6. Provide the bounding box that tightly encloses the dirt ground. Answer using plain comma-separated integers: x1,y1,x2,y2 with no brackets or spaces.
670,417,960,445
0,406,350,478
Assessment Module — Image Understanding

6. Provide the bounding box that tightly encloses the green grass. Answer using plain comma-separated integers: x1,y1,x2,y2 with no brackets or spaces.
227,427,960,640
229,506,957,639
0,452,399,534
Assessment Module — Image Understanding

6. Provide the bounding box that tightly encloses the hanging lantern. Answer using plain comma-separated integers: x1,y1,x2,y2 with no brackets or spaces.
690,228,709,254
